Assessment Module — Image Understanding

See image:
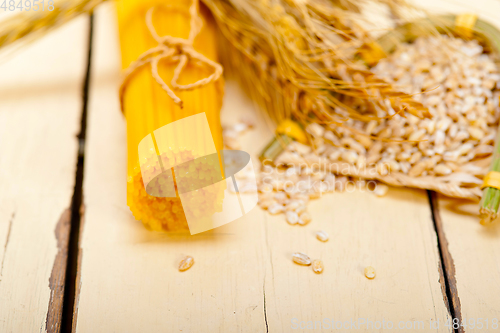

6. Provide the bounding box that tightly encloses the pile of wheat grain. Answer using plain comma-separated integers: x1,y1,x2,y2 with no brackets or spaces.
253,35,500,224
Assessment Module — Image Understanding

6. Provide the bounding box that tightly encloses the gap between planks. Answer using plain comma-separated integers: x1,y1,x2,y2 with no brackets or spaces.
429,191,463,333
58,14,94,333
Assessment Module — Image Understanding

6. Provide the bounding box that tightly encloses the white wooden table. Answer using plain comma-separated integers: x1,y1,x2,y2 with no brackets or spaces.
1,1,500,332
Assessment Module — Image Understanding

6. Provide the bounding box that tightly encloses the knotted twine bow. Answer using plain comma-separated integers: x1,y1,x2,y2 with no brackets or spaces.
119,0,223,112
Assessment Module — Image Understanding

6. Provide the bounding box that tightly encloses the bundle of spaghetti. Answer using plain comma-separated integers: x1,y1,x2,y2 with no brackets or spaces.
117,0,224,232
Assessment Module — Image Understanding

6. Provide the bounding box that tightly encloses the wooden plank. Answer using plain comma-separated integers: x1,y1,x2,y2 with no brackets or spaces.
0,16,89,333
263,189,451,332
414,0,500,330
75,5,267,331
74,3,450,332
434,196,500,332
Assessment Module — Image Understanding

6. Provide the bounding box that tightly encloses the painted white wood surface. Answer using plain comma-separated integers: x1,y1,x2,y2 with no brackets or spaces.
437,197,500,331
74,3,450,332
0,16,88,333
263,189,451,332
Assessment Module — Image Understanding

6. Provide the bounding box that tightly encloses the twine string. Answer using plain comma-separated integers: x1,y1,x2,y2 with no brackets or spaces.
119,0,223,111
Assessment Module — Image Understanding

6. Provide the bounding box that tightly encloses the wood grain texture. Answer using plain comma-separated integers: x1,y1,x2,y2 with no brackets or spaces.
46,209,72,333
0,16,88,333
73,4,451,332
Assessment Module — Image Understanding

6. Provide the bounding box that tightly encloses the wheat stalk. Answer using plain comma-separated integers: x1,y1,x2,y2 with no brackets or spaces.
203,0,433,129
0,0,106,54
